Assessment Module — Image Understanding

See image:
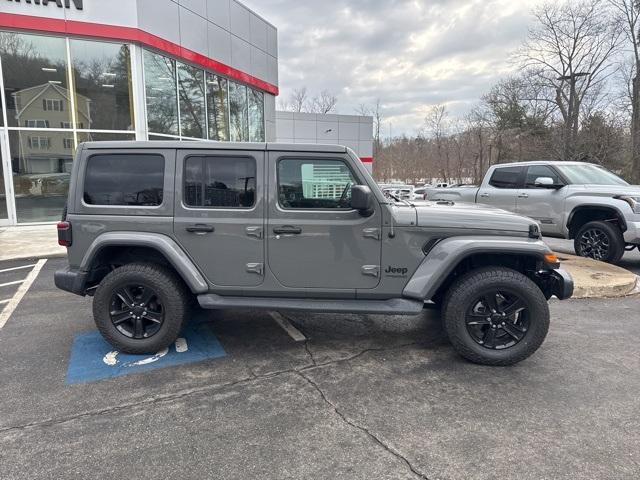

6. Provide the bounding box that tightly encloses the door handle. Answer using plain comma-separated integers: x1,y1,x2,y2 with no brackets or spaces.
273,225,302,235
518,193,529,199
480,193,490,198
186,224,215,234
245,226,263,239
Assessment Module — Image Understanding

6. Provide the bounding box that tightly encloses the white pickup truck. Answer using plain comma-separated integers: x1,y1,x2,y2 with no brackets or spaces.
427,161,640,264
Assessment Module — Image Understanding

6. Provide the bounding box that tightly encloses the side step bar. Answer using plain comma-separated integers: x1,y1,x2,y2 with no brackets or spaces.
197,294,425,315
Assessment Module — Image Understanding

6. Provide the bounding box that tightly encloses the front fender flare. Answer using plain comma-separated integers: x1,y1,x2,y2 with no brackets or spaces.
402,236,552,301
81,232,208,294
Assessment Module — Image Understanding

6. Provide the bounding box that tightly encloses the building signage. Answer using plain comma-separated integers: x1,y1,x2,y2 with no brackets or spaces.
6,0,83,10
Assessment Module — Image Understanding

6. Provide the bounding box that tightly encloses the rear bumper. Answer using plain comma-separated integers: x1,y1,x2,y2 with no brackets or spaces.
549,269,574,300
54,267,88,296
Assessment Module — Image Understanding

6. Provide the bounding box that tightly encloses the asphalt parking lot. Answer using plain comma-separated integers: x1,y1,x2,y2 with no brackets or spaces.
0,258,639,480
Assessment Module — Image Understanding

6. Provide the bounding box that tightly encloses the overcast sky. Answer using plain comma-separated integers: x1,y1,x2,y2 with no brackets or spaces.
243,0,546,136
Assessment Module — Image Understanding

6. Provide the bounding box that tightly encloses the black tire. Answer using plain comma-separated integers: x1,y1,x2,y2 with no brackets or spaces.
92,263,191,354
442,267,550,366
574,221,624,264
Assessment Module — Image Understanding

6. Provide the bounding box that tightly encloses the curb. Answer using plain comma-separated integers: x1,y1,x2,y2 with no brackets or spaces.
557,254,639,299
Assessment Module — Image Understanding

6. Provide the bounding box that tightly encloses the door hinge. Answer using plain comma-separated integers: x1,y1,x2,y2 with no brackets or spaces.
363,228,381,240
361,265,380,277
245,226,263,239
246,263,264,275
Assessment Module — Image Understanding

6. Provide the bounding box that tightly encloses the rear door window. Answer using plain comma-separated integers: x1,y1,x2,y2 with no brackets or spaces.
184,156,256,208
488,166,524,189
83,154,165,206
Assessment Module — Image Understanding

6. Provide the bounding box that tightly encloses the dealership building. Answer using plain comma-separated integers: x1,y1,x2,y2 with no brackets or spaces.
0,0,373,226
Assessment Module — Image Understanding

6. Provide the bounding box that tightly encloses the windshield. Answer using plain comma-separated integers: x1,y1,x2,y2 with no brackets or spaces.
556,164,628,186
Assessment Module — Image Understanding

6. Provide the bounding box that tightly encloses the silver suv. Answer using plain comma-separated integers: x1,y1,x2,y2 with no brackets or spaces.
55,142,573,366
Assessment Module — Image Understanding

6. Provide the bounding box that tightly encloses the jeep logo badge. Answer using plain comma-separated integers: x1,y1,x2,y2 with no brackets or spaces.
385,266,409,277
6,0,84,10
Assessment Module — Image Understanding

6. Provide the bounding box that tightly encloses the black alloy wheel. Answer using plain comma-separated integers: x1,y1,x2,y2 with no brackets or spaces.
465,290,530,350
442,267,550,366
578,227,611,261
110,284,165,339
574,220,625,264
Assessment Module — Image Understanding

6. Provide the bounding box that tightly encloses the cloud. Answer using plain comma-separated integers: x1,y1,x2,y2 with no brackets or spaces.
243,0,546,135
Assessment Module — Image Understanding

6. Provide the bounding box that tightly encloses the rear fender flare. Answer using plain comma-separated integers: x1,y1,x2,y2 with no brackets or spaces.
81,232,208,294
402,236,551,301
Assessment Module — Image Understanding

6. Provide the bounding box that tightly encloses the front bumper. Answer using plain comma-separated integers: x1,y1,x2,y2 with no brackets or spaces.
549,269,574,300
54,267,88,296
623,220,640,244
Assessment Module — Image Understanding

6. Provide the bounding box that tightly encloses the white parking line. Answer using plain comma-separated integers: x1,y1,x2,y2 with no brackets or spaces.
0,264,37,274
0,280,25,288
270,312,307,342
0,259,47,330
0,299,10,305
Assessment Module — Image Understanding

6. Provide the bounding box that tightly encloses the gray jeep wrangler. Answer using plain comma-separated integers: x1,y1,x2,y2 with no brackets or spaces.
55,141,573,366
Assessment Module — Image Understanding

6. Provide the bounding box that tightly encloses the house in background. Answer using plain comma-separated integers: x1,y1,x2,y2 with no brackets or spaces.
12,82,91,175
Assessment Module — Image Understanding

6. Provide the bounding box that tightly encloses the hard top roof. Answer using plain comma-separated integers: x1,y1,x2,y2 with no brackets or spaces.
492,160,598,168
81,141,348,154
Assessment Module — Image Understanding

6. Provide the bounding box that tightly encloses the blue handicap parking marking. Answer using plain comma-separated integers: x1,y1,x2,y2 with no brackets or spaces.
65,321,226,385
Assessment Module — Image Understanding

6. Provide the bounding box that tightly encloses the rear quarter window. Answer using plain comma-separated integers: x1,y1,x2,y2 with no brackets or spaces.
83,154,165,206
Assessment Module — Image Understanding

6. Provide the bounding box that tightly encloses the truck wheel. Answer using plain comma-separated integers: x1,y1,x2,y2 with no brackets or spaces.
92,263,190,354
574,221,624,264
442,267,550,366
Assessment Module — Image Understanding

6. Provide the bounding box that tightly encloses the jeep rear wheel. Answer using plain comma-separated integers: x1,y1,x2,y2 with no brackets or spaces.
442,267,550,366
93,263,190,354
574,221,624,264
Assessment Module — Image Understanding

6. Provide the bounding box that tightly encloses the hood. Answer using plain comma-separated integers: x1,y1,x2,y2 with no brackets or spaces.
405,200,537,234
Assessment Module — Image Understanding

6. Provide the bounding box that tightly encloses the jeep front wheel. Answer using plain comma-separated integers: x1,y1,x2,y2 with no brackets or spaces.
442,267,550,366
93,263,190,354
574,221,624,264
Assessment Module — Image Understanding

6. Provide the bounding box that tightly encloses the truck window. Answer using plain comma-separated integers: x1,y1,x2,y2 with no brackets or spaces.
83,154,164,206
524,165,562,188
184,156,256,208
278,158,358,209
488,166,524,189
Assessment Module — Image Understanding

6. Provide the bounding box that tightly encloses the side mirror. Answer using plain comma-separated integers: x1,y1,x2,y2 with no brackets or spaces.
351,185,375,216
534,177,562,189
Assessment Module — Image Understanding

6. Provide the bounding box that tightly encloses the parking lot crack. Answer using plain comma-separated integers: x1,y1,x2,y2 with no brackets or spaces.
0,343,420,435
297,371,431,480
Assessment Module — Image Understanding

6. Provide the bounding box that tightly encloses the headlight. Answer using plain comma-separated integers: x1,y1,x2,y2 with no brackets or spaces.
616,196,640,214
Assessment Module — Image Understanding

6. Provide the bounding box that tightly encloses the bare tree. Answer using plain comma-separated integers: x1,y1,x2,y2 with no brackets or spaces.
310,90,338,114
608,0,640,181
518,0,622,160
289,87,309,112
425,105,451,182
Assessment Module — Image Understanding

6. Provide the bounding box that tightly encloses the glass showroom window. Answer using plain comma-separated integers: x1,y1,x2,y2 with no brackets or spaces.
0,138,8,222
0,32,72,128
229,81,248,142
143,50,178,136
248,88,265,142
70,40,134,131
9,130,72,223
177,62,206,139
206,73,229,141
